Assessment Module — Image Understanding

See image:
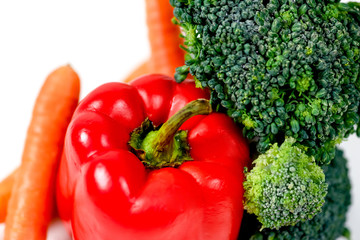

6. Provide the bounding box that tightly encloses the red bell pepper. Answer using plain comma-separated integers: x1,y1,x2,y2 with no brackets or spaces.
56,74,250,240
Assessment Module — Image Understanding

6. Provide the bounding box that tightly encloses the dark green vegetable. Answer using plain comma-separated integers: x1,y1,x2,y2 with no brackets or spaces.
171,0,360,164
243,137,327,229
238,148,352,240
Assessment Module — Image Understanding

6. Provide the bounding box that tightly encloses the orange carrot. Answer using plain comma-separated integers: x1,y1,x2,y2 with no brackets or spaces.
123,0,185,82
146,0,185,75
0,167,58,223
4,65,80,240
0,169,18,222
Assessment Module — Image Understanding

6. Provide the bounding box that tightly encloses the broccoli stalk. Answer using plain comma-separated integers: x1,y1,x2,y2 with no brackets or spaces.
171,0,360,164
243,137,327,230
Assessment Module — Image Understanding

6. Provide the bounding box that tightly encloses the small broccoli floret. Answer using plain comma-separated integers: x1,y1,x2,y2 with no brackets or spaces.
171,0,360,164
243,137,327,229
239,148,352,240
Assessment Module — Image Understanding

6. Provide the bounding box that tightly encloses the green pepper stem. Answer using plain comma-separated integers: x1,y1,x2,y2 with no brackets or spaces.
151,99,212,152
129,99,212,169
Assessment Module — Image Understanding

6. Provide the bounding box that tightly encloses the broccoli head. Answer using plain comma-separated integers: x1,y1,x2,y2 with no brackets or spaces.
171,0,360,164
243,137,327,229
239,147,352,240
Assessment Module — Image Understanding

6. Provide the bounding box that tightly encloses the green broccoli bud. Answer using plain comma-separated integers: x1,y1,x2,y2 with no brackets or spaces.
171,0,360,164
239,148,352,240
243,137,327,230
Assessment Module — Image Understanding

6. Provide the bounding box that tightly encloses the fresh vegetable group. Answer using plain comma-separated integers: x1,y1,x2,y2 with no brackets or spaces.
0,0,358,239
56,74,250,240
172,0,359,237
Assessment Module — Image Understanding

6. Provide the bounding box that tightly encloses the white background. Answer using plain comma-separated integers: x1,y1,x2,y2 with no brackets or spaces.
0,1,359,239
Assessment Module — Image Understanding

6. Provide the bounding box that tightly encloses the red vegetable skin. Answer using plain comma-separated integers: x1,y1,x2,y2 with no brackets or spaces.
56,74,250,240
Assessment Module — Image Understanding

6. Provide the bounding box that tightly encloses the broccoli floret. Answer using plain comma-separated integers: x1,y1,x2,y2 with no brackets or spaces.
243,137,327,229
239,148,352,240
171,0,360,164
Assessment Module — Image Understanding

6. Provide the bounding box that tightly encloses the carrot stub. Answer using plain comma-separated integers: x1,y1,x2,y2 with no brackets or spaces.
123,61,150,83
0,169,18,222
4,65,80,240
